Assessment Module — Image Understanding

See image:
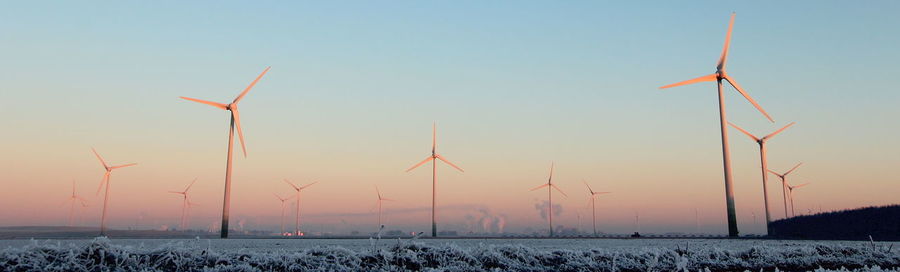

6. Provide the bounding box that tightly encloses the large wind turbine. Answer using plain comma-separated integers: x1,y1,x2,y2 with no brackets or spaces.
767,163,803,219
168,178,198,230
65,179,88,227
375,185,395,230
284,179,317,236
91,148,137,236
659,13,774,237
273,193,294,235
405,123,464,237
787,182,810,217
530,163,566,237
179,67,269,238
583,180,610,237
728,121,795,234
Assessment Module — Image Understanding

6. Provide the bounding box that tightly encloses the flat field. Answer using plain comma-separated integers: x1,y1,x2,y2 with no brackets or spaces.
0,238,897,271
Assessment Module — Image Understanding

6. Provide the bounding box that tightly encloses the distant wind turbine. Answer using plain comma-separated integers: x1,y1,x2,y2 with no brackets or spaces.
530,162,566,237
91,148,137,236
284,179,317,236
583,180,610,237
767,163,803,219
273,193,294,235
168,178,198,230
179,67,269,238
65,179,88,227
728,121,796,234
375,185,395,230
787,182,811,217
659,13,774,237
405,123,464,237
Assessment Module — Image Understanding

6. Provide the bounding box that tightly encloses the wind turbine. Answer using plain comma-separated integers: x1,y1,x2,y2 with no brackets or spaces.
273,193,294,236
786,182,810,217
284,179,317,236
168,178,198,230
405,123,464,237
375,185,395,230
728,121,795,234
179,67,269,238
659,13,774,237
65,179,88,227
91,148,137,236
583,180,610,237
530,162,566,237
767,163,803,219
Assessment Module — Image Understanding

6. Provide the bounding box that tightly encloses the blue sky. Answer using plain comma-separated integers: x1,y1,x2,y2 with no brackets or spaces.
1,1,898,234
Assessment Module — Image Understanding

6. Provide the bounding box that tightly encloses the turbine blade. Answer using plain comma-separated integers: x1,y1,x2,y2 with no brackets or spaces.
593,192,611,195
405,156,434,172
718,13,736,70
96,172,109,196
179,97,228,110
232,109,247,158
233,67,270,104
659,74,717,89
785,162,804,176
727,122,760,142
168,191,183,194
551,184,568,197
375,185,382,199
763,122,796,140
723,75,774,122
299,181,318,190
184,178,198,192
283,179,300,190
91,148,109,169
583,180,594,194
548,162,554,184
110,163,137,169
530,183,550,191
793,182,811,189
273,193,285,201
381,198,396,202
436,154,464,172
766,169,781,176
432,122,436,154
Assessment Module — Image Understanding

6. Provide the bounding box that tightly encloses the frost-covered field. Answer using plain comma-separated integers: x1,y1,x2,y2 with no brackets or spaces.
0,238,897,271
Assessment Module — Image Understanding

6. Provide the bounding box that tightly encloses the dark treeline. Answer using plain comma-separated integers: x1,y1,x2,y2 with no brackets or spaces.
769,204,900,241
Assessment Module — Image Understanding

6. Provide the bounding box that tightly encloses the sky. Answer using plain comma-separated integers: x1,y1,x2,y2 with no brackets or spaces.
1,1,898,235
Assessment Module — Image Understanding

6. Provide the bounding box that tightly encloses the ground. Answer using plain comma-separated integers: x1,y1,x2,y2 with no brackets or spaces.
0,238,897,271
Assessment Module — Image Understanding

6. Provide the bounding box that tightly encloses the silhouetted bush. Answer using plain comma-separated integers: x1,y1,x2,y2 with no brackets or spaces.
770,204,900,241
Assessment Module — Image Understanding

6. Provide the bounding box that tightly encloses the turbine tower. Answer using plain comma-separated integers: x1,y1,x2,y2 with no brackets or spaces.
168,178,198,230
375,185,395,230
530,162,566,237
91,148,137,236
284,179,317,236
659,13,774,237
179,67,269,238
583,180,610,237
787,182,810,217
66,179,88,227
728,121,795,234
767,163,803,219
405,123,464,237
273,193,294,235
